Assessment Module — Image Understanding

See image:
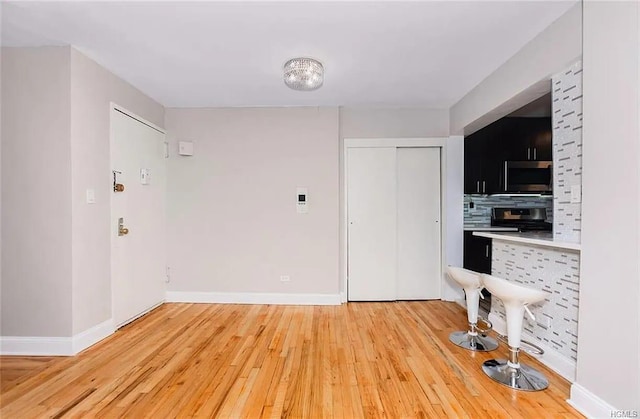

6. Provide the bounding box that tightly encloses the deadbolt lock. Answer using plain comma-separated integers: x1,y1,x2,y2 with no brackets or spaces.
118,217,129,236
113,170,125,192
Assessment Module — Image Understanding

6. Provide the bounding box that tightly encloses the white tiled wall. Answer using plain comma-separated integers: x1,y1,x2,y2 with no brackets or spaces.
490,241,580,363
552,61,583,243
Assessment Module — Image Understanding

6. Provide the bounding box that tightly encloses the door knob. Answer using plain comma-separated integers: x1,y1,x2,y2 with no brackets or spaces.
118,217,129,236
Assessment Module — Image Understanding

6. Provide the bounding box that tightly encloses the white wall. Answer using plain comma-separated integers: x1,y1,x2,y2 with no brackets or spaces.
1,47,72,336
338,108,461,301
340,107,450,138
0,46,164,343
70,48,164,334
165,107,340,298
450,3,582,135
0,3,4,331
165,107,455,302
443,136,463,301
571,1,640,413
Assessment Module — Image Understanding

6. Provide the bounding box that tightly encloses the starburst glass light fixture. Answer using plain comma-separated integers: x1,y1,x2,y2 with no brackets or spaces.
283,57,324,91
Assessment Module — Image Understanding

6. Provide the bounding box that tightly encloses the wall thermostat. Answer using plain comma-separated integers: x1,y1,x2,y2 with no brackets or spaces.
296,187,308,214
178,141,194,156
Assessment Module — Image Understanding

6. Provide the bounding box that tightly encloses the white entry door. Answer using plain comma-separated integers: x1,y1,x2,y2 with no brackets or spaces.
347,145,441,301
111,108,167,327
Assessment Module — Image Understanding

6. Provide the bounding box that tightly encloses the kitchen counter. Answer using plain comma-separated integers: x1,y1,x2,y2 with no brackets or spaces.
473,230,581,251
463,225,518,232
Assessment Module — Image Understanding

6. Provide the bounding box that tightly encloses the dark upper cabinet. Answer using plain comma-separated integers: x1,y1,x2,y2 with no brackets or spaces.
528,118,552,161
463,231,492,274
500,117,552,162
464,116,552,194
464,122,503,194
464,132,485,194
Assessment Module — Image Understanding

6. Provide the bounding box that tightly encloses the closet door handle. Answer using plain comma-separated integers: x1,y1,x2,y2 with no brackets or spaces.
527,147,531,160
476,181,480,193
482,181,486,194
485,245,489,258
534,147,537,160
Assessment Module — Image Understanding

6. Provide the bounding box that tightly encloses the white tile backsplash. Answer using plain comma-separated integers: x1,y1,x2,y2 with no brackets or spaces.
464,195,553,227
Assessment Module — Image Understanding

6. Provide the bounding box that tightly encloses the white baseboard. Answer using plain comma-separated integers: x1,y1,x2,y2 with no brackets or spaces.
1,319,115,356
166,291,342,306
0,336,74,356
488,312,576,382
340,291,347,303
441,284,464,303
72,319,115,354
568,383,617,418
454,298,467,310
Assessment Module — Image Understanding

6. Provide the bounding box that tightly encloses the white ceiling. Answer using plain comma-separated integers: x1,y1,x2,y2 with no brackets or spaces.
1,1,577,108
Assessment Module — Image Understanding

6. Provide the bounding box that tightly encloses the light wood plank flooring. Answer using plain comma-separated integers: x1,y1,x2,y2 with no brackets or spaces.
0,301,583,418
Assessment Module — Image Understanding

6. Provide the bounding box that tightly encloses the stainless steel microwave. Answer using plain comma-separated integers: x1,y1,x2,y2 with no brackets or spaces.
504,161,553,193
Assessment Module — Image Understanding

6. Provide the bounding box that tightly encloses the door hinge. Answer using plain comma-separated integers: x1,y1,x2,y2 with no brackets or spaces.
164,142,169,159
165,266,171,283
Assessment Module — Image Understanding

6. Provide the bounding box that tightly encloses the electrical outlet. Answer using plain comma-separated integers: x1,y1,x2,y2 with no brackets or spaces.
535,313,552,330
570,185,582,203
280,275,290,282
86,188,96,204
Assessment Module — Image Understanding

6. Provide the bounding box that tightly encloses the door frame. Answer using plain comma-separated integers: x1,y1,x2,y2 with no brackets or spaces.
342,138,448,302
109,103,166,327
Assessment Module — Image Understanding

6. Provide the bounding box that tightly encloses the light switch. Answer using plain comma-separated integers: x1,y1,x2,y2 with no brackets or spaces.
86,189,96,204
570,185,581,203
140,168,151,185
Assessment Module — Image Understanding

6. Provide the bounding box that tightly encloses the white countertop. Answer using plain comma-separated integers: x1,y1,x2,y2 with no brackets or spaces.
463,225,519,232
473,231,581,251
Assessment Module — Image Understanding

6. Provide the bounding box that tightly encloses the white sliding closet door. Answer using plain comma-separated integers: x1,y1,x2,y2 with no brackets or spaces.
396,147,441,300
347,147,397,301
347,144,442,301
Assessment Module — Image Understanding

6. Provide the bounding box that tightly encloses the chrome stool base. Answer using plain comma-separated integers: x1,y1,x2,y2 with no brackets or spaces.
449,331,498,352
482,359,549,391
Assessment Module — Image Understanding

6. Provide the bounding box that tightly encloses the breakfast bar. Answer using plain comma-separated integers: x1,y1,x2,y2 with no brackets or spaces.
473,231,581,381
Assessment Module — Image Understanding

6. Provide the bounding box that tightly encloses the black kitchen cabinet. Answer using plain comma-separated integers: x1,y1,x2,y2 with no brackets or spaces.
464,116,552,195
499,118,552,162
464,122,503,194
528,118,553,161
464,134,485,194
463,231,493,312
463,231,492,274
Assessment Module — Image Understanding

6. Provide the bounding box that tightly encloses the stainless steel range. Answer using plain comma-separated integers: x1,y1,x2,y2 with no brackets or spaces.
490,207,552,232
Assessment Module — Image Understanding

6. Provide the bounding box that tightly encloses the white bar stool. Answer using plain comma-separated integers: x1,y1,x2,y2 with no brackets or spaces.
480,273,549,391
446,267,498,352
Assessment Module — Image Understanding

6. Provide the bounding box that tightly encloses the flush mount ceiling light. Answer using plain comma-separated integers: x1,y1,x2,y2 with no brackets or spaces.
283,57,324,91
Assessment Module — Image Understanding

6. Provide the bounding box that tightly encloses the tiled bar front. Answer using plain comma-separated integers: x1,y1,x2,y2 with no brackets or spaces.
487,239,580,381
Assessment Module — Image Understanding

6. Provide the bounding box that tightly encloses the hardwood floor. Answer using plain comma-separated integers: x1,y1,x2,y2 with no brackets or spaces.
0,301,583,418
